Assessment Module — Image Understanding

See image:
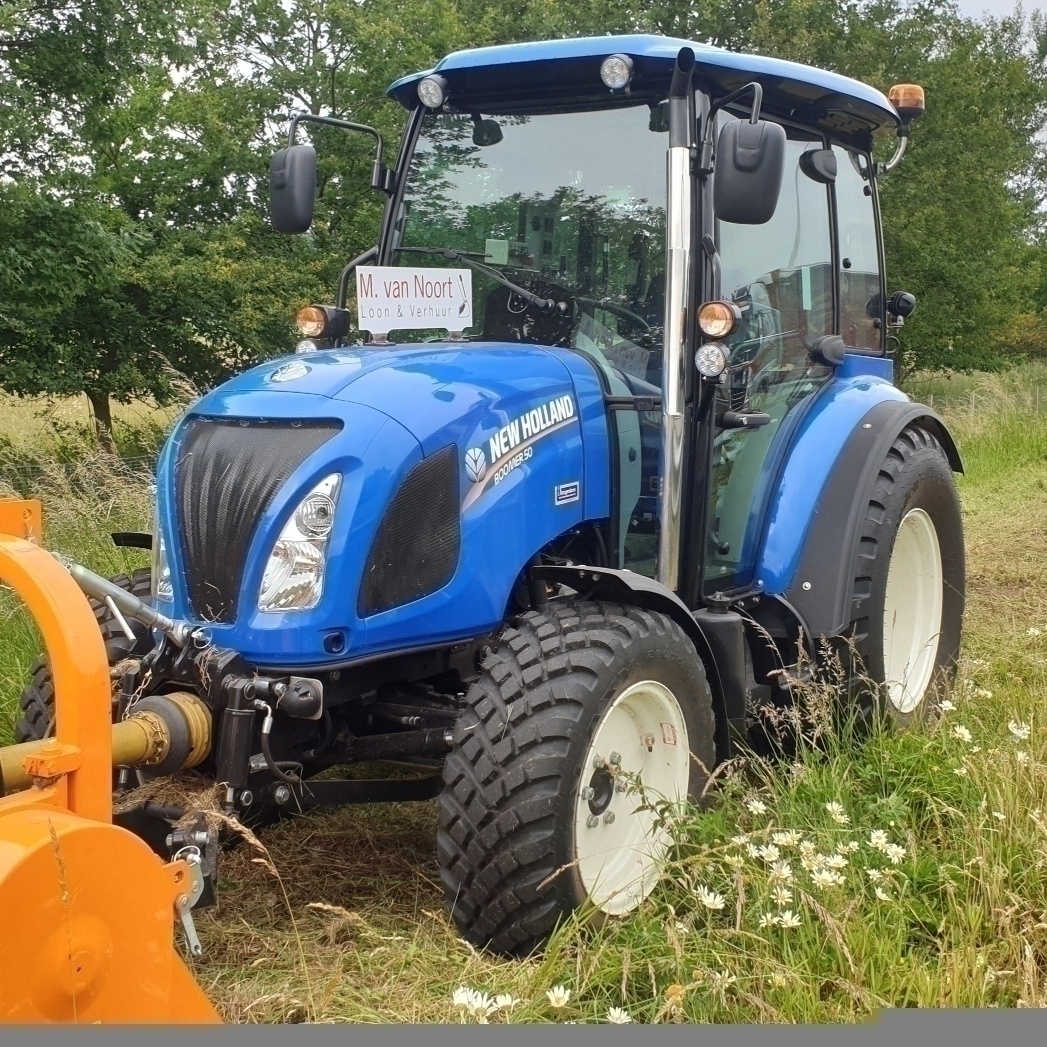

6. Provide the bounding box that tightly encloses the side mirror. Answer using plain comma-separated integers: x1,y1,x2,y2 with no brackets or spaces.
471,116,503,146
269,144,317,234
714,119,786,225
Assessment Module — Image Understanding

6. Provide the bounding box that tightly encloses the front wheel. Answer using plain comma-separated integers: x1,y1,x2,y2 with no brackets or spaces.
846,425,965,726
437,601,716,956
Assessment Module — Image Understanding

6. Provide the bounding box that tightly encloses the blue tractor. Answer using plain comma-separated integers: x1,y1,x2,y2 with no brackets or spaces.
18,35,964,956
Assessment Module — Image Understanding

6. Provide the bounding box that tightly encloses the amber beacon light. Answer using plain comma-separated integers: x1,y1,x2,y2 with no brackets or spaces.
888,83,925,124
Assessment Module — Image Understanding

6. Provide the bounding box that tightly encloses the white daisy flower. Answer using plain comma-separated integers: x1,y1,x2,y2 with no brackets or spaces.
759,912,780,928
710,970,736,993
1009,720,1031,742
951,725,973,744
811,868,845,889
768,860,794,884
778,910,802,929
546,985,571,1008
866,868,885,883
492,994,518,1012
696,885,726,911
730,834,751,847
772,830,802,847
772,885,793,905
1014,750,1030,766
607,1007,632,1024
745,797,769,816
869,829,889,852
724,853,746,869
755,844,781,863
874,886,891,902
823,853,848,870
992,811,1006,822
884,843,906,865
825,801,850,825
939,699,956,713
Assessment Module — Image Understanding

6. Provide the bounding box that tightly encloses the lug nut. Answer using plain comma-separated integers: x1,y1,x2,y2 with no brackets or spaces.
272,784,291,806
586,814,599,828
239,789,254,808
604,811,615,824
581,786,595,801
609,752,621,766
643,735,655,752
593,755,604,769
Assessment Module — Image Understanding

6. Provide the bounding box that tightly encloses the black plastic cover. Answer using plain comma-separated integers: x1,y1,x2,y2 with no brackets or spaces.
359,445,461,617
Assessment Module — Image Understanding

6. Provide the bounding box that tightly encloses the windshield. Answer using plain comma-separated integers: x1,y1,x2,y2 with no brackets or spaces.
391,103,668,386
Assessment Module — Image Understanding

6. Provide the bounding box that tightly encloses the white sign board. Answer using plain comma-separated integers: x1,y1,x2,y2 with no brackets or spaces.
355,265,473,335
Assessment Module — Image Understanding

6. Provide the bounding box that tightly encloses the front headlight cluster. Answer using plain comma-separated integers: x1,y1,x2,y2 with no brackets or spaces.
258,474,341,612
151,493,174,602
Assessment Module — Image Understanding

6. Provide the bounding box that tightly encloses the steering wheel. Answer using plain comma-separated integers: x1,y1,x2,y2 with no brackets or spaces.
576,296,652,333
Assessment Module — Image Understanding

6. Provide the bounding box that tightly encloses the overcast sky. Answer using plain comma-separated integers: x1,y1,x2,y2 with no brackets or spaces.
953,0,1043,16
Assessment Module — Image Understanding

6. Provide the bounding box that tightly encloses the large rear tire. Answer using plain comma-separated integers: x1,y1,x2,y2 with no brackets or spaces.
15,567,154,742
437,601,716,957
845,425,965,727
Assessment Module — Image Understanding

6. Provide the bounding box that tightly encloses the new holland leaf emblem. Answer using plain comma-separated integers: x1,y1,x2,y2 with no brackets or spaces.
464,446,486,483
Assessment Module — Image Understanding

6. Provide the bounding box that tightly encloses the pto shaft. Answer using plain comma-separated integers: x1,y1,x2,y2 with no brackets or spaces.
0,691,212,797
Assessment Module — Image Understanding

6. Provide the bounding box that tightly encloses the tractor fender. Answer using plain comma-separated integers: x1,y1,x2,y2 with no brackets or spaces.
530,564,735,759
775,399,962,639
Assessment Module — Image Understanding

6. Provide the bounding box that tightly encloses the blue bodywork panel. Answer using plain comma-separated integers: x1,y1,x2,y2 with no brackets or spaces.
154,344,609,667
754,354,906,595
387,34,900,146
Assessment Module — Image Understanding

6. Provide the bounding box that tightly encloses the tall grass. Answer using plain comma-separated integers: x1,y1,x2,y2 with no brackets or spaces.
0,376,1045,1021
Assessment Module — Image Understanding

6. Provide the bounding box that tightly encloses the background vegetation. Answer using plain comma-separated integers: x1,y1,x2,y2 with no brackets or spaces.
2,0,1047,447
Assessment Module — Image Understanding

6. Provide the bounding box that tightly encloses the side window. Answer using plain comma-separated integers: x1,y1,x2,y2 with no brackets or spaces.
833,146,882,352
719,126,834,371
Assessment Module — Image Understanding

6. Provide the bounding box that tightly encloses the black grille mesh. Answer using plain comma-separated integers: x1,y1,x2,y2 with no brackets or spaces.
359,444,461,617
176,418,341,622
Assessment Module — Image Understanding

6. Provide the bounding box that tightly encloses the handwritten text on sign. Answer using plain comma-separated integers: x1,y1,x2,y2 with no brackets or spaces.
355,266,473,333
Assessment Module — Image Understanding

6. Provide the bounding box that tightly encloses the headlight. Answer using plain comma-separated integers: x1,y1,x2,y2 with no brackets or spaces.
417,75,448,109
600,54,634,91
695,342,729,378
259,474,341,612
151,504,174,602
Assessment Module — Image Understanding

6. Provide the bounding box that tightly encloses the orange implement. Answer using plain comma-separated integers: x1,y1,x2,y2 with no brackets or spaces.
0,510,220,1023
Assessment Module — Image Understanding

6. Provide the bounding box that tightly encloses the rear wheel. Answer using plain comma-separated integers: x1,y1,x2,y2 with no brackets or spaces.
15,567,154,742
437,601,716,956
845,425,965,727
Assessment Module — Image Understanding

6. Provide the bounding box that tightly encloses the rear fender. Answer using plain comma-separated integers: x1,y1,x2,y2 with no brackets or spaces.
531,564,736,760
771,400,962,639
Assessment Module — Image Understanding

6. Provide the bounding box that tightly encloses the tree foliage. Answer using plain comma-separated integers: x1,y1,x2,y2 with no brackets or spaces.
1,0,1045,443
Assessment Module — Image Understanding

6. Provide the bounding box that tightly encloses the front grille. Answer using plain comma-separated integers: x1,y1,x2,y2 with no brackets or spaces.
359,444,461,617
175,418,341,622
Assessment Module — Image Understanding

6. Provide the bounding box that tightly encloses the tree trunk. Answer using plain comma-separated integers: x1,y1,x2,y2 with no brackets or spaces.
86,389,117,454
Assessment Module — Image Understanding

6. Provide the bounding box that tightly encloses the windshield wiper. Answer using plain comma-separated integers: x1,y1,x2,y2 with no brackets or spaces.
394,246,568,316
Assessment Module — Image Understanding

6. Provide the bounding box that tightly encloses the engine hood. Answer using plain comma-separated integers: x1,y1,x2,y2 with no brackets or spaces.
194,343,579,453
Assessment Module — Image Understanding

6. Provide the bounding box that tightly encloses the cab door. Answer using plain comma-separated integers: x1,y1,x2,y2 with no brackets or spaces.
704,119,838,593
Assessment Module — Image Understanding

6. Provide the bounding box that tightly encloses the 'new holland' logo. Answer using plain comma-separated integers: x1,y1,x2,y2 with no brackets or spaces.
463,393,577,510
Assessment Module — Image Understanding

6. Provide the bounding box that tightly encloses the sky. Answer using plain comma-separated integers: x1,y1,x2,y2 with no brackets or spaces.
953,0,1043,16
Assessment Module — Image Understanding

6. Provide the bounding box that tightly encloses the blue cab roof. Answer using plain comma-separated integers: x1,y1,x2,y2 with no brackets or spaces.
387,34,900,145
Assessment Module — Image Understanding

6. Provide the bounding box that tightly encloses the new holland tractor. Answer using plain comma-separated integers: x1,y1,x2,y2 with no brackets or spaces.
4,33,964,975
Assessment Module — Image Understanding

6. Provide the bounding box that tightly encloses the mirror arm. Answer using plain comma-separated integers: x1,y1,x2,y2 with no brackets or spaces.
697,81,765,175
336,246,380,311
288,112,394,194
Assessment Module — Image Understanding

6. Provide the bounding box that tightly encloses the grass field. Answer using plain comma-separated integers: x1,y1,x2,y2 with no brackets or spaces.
2,367,1047,1022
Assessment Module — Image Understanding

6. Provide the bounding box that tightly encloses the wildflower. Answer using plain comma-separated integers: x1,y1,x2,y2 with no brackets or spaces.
869,830,889,852
770,972,789,988
452,987,495,1020
951,725,973,744
811,868,845,889
884,843,906,866
492,995,518,1013
800,851,825,874
546,986,571,1009
607,1007,632,1024
745,797,769,816
1015,750,1030,766
954,765,969,777
709,970,736,995
772,830,802,847
730,833,751,847
825,801,850,825
724,853,746,869
874,886,891,902
838,840,861,854
754,843,781,863
768,860,794,884
452,987,476,1014
1028,627,1041,637
940,699,956,713
993,811,1006,822
1009,720,1032,742
696,885,726,911
746,843,762,859
778,910,802,929
866,868,885,883
759,912,780,929
823,853,848,871
772,885,793,905
674,920,691,937
798,840,817,858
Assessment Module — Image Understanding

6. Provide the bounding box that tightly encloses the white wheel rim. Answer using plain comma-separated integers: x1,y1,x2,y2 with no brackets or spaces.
573,680,690,916
882,508,943,714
